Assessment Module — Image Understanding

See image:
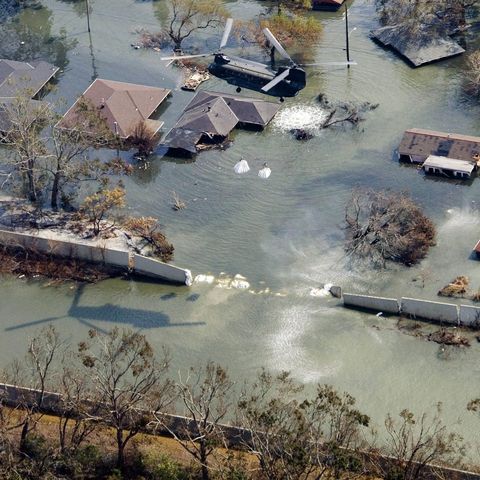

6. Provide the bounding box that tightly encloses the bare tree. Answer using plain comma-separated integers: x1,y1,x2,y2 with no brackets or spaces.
166,0,229,52
345,189,436,268
77,328,172,470
375,404,465,480
157,362,234,480
0,94,52,202
237,371,370,480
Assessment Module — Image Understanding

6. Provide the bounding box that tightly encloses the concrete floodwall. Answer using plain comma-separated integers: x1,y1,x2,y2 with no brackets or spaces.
459,305,480,327
0,229,130,268
343,293,400,314
401,297,459,324
0,229,193,285
134,254,193,286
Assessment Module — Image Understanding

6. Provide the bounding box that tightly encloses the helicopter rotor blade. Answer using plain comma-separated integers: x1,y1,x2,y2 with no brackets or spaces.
219,18,234,50
262,28,293,63
160,53,212,61
261,68,290,92
299,61,358,66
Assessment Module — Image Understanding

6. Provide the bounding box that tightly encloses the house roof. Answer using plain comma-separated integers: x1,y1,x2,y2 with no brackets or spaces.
371,24,465,67
399,128,480,162
161,91,281,155
57,79,170,139
176,97,238,136
186,91,280,127
0,59,59,97
423,155,476,174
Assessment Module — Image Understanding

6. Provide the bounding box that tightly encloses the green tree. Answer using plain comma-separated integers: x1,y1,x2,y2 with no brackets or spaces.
237,371,369,480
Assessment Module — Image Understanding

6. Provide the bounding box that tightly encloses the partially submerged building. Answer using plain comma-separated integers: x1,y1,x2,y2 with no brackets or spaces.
371,25,465,67
398,128,480,179
0,59,59,98
399,128,480,163
422,155,475,179
161,91,281,156
56,78,171,139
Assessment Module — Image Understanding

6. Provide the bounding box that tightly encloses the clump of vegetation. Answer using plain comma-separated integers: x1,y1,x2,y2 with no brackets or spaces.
345,189,436,267
172,191,186,211
438,276,469,297
123,216,174,262
128,121,160,158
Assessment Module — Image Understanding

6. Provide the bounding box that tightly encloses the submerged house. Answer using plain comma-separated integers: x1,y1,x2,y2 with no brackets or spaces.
0,59,59,98
0,59,58,135
161,91,281,156
56,78,171,139
371,24,465,67
422,155,476,179
398,128,480,179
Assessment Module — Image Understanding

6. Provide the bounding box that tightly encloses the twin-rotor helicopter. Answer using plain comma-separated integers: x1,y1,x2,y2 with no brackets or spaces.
161,18,356,101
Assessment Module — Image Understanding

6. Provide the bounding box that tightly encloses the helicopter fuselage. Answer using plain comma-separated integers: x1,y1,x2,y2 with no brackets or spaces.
208,54,306,98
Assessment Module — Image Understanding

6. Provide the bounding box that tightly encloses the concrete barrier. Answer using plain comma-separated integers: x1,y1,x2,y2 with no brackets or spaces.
459,305,480,327
401,297,459,324
343,293,400,314
133,254,193,286
0,229,192,286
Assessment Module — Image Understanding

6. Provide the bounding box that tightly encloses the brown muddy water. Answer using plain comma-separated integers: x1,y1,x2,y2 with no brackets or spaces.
1,0,480,455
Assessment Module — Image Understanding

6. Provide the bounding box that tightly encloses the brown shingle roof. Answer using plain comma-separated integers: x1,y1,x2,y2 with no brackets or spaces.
398,128,480,162
57,79,170,139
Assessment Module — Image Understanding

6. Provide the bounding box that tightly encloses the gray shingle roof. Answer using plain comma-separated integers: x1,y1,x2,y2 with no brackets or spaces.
162,91,281,155
0,59,59,97
371,25,465,67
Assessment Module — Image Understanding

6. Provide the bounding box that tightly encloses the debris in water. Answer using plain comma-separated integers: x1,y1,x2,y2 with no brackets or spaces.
194,274,215,284
438,276,469,297
231,273,250,289
258,163,271,179
234,158,250,174
273,104,329,136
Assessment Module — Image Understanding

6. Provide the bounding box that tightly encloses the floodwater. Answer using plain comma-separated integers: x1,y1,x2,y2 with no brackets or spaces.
2,0,480,453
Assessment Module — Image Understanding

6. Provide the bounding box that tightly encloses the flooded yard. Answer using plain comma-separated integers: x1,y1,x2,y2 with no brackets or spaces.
1,0,480,454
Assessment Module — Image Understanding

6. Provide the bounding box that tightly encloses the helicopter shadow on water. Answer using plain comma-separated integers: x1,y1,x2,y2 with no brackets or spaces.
5,284,206,334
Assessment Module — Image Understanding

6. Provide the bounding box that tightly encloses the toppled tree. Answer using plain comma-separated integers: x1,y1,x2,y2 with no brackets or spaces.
345,189,436,267
438,276,469,297
123,216,174,262
166,0,229,52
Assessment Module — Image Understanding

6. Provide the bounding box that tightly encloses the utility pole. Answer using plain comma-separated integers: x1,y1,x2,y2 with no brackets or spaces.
85,0,91,33
345,2,350,68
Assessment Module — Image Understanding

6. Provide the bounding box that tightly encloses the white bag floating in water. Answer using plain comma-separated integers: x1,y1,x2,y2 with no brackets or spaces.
234,159,250,174
258,164,271,179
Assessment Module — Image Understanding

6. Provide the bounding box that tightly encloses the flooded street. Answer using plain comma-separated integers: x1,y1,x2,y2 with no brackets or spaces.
2,0,480,452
